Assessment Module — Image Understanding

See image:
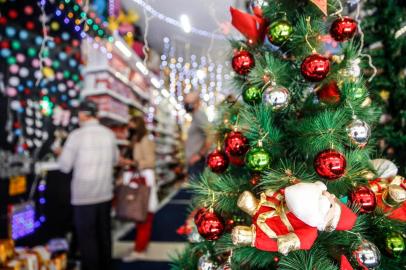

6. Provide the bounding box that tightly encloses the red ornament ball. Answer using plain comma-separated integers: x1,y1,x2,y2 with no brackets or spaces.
224,131,249,156
194,208,208,225
350,186,377,213
314,149,346,180
250,174,261,185
232,50,255,76
8,9,18,19
207,149,229,173
317,81,341,104
195,209,225,241
301,54,330,82
330,17,357,42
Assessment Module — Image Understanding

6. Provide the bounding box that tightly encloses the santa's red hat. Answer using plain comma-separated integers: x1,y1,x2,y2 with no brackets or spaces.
336,203,357,230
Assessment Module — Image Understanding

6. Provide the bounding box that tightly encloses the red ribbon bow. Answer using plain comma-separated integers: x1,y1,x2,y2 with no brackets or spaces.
230,6,267,45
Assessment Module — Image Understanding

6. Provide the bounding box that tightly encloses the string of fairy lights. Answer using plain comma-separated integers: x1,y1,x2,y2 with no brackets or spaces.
160,37,233,121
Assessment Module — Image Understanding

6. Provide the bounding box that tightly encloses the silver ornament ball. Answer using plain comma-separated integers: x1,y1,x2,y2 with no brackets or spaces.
198,254,217,270
263,85,290,111
347,119,371,147
353,240,381,269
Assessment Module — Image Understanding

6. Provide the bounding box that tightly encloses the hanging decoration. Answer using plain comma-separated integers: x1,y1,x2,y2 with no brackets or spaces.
301,54,330,82
207,149,229,174
245,145,271,172
230,6,267,45
267,19,293,46
330,17,357,42
314,149,346,180
243,86,262,105
317,81,341,105
262,85,290,111
352,240,381,269
349,186,377,213
232,50,255,76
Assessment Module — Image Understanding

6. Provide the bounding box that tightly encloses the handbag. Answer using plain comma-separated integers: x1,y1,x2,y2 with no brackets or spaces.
115,170,150,222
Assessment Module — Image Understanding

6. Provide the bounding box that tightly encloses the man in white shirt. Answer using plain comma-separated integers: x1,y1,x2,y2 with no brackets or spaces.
58,100,118,270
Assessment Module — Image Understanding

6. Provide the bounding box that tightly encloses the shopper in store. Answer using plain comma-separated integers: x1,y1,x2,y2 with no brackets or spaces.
57,100,118,270
122,115,158,261
184,92,211,178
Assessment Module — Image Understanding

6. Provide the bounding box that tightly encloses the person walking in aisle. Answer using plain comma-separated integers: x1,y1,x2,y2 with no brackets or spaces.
122,115,158,261
57,100,118,270
184,92,211,178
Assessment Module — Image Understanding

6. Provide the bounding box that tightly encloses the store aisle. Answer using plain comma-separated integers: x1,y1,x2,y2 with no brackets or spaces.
112,189,193,270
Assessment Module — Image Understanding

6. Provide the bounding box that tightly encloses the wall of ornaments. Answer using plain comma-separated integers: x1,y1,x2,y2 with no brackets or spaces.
0,0,83,242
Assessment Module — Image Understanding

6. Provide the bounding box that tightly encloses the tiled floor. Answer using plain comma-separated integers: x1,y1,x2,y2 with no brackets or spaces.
112,188,192,270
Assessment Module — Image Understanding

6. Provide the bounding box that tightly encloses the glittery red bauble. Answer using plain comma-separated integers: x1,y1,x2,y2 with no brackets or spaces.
301,54,330,82
314,149,346,180
194,208,208,225
317,81,341,104
232,50,255,76
195,210,225,241
350,186,377,213
330,17,357,42
224,131,249,156
207,149,229,173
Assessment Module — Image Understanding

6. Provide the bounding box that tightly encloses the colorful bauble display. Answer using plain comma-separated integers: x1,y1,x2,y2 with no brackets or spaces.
198,254,217,270
195,210,225,241
346,119,371,147
224,131,249,156
349,186,377,213
232,50,255,76
314,149,346,180
330,17,357,42
245,146,271,172
262,85,290,111
317,81,341,105
301,54,330,82
243,86,262,105
352,240,381,269
267,19,293,46
385,232,405,257
207,149,229,173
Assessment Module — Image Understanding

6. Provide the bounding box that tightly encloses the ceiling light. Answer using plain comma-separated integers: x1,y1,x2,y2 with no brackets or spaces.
196,69,206,80
136,62,149,75
151,77,161,88
114,40,132,58
180,14,191,33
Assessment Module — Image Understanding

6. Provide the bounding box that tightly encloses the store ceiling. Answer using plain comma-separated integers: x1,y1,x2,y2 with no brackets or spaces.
121,0,247,63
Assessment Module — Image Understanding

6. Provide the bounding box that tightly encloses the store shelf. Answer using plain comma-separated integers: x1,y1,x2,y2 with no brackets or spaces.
84,67,150,101
82,89,146,112
98,111,129,124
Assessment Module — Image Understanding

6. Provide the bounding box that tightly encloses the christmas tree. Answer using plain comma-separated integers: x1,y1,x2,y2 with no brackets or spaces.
362,0,406,176
171,1,406,269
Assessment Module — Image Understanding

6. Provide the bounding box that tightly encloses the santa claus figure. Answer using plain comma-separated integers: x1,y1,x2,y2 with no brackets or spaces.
232,181,357,255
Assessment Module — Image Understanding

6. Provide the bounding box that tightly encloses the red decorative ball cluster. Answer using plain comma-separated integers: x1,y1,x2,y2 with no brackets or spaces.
194,208,225,241
301,54,330,82
232,50,255,75
330,17,357,42
207,149,229,173
314,149,346,180
350,186,377,213
225,131,249,156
